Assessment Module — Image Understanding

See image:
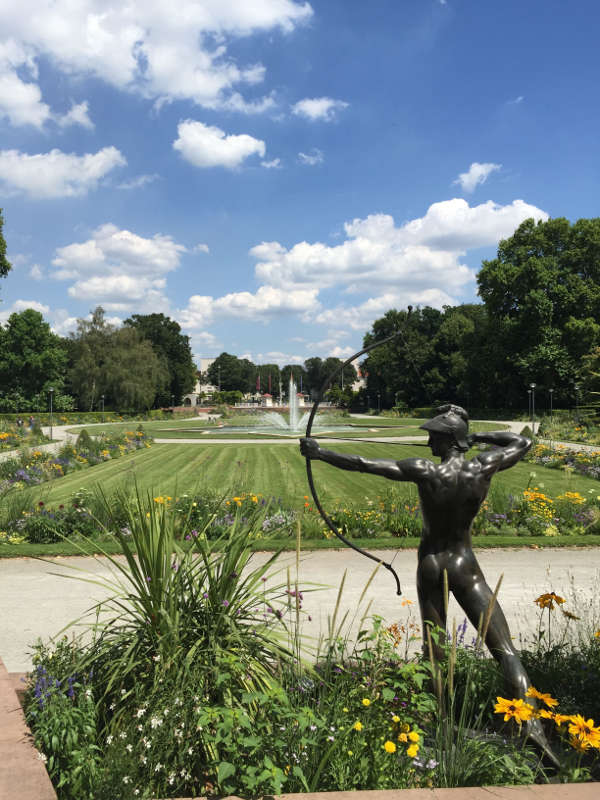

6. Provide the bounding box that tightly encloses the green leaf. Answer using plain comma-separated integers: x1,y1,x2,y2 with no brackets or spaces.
217,761,236,783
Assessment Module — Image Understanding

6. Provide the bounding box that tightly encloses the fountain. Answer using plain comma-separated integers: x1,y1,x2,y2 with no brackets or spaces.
260,376,310,432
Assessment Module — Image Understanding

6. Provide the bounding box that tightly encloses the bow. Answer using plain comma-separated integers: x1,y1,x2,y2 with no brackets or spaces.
303,327,410,596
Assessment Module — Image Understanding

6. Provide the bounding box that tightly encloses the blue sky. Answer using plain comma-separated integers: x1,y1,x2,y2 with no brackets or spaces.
0,0,598,366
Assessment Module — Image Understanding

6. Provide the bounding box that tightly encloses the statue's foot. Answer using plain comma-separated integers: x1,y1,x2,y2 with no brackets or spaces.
523,716,561,769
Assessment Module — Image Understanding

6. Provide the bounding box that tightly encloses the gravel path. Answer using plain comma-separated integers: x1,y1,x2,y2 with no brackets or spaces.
1,546,598,672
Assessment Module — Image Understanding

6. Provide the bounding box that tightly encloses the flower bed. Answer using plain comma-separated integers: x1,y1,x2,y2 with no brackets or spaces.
19,499,600,797
0,427,152,490
526,443,600,481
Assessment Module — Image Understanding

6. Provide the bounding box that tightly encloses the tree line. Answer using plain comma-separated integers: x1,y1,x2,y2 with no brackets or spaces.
362,217,600,412
0,307,197,412
1,213,600,414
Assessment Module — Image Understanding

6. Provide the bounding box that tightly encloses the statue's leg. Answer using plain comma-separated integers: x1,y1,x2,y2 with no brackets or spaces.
416,553,447,661
451,558,560,766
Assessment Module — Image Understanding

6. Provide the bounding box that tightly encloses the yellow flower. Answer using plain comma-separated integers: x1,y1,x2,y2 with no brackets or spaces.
362,698,371,707
347,750,353,756
595,631,600,639
494,697,534,724
406,744,419,758
392,715,400,723
397,732,408,743
408,731,420,743
401,722,410,733
353,721,363,731
534,592,565,610
343,707,349,713
383,740,396,753
525,687,558,707
568,715,600,747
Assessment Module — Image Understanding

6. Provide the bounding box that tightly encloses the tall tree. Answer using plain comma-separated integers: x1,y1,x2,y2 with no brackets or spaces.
0,209,12,281
69,307,169,410
207,353,255,393
0,309,67,400
104,327,169,410
477,216,600,406
124,313,196,405
68,307,114,411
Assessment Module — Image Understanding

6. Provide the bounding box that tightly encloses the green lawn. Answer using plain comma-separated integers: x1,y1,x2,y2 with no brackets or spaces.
65,416,508,441
32,439,598,509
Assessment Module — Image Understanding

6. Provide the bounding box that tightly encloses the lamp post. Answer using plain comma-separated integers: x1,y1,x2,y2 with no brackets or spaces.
527,389,532,422
101,394,105,423
549,388,554,425
377,392,381,413
530,383,536,432
218,366,221,392
574,383,580,423
49,387,54,441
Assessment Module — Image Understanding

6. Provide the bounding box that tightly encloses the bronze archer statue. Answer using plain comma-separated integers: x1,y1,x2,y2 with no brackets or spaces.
300,403,558,764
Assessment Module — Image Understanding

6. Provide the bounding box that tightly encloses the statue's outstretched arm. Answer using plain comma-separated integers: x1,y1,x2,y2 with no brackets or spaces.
300,437,433,482
470,431,532,473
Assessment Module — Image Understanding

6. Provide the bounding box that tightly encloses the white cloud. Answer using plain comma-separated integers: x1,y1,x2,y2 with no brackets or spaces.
117,173,160,190
0,298,50,323
454,162,501,193
29,264,44,280
173,120,265,169
249,198,548,330
51,223,186,312
0,1,312,125
298,148,323,166
57,100,94,130
254,351,305,366
291,96,348,121
193,243,210,254
261,157,282,169
0,147,126,198
178,285,319,329
508,95,524,105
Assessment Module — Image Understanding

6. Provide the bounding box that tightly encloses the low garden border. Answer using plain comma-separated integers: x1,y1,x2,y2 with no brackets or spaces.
1,657,599,800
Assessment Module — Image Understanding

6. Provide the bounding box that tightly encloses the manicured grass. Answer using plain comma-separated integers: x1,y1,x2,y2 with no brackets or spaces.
65,416,508,440
27,440,600,509
3,534,600,558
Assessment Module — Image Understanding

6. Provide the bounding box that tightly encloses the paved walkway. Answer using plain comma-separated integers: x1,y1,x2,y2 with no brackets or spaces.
1,546,598,672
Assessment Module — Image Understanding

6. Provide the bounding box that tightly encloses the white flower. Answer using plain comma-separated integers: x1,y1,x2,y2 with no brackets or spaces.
126,743,133,752
136,707,147,718
134,791,140,797
106,735,114,745
168,772,176,785
122,776,131,784
150,716,163,729
137,725,143,731
154,762,163,772
36,751,48,763
188,747,193,755
121,689,126,695
175,697,182,705
119,731,127,739
85,689,92,699
153,654,160,662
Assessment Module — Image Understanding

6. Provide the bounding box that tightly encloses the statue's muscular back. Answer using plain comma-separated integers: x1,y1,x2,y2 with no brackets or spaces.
414,454,496,552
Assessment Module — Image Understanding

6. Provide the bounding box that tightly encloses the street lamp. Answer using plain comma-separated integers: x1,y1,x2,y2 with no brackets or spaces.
574,383,580,423
48,387,54,441
171,394,175,410
218,366,221,392
377,392,381,413
549,388,554,425
527,389,532,422
101,394,105,423
530,383,536,432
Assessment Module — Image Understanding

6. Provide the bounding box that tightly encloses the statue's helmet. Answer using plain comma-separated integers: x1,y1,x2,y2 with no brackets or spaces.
420,407,469,452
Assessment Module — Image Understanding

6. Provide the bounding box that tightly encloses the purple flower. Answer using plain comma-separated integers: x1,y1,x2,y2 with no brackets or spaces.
222,600,229,607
